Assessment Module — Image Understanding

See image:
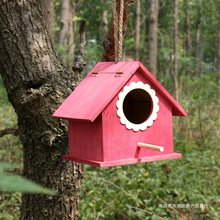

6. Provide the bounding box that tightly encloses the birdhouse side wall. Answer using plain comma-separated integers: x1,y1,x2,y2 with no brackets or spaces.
68,115,103,161
102,71,174,161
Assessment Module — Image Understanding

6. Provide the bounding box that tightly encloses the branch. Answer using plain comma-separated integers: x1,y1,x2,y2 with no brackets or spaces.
72,20,86,77
79,20,86,47
0,128,19,137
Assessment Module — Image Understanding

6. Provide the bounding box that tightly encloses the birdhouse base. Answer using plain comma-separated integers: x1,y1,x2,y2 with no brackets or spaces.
62,153,182,167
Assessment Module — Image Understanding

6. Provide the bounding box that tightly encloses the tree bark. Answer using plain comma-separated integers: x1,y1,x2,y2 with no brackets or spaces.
173,0,179,101
218,16,220,99
41,0,54,41
144,0,150,62
59,0,75,69
134,0,141,60
60,0,71,46
195,0,203,76
183,0,190,55
149,0,159,76
184,0,191,76
0,1,83,219
68,3,75,68
0,128,19,137
99,0,108,43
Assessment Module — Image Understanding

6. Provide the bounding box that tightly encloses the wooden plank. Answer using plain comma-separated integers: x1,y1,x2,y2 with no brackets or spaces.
53,62,140,121
53,61,187,121
62,153,182,167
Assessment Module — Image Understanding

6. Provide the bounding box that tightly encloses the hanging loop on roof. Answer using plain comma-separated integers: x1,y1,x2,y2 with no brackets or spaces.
112,0,124,62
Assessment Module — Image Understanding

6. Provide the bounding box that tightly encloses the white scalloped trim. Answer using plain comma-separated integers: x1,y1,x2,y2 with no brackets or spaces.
116,82,159,132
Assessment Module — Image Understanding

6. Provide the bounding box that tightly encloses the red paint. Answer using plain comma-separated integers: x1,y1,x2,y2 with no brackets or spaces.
53,61,186,121
53,61,187,167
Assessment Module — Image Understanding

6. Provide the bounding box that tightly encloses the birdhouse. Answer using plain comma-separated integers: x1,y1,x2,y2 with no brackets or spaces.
53,61,187,167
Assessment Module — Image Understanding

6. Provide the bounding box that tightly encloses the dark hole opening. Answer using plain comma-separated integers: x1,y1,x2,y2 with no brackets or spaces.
122,88,153,124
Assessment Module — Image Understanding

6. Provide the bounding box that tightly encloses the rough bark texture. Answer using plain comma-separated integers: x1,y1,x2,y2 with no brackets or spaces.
41,0,54,41
0,1,83,219
173,0,179,101
134,0,141,60
149,0,159,76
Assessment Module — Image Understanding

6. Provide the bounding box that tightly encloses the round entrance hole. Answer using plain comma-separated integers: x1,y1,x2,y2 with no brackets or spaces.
122,89,153,124
117,82,159,131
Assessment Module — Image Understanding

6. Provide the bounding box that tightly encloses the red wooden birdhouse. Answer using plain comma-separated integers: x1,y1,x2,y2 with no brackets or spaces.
53,61,187,167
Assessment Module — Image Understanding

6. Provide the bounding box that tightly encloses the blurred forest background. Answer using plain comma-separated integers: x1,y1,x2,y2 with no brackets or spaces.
0,0,220,219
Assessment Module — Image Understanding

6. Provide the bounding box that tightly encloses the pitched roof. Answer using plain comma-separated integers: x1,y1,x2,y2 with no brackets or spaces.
53,61,187,121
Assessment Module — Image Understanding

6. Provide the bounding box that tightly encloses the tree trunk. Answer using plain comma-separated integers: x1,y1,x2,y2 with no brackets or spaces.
184,0,191,76
218,18,220,99
0,1,83,219
144,0,149,62
59,0,75,69
60,0,70,46
68,4,75,67
183,0,190,55
41,0,54,41
134,0,141,60
195,0,203,76
173,0,179,101
149,0,159,76
99,0,108,43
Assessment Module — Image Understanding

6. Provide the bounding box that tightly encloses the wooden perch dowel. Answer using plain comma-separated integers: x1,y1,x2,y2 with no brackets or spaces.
137,142,164,152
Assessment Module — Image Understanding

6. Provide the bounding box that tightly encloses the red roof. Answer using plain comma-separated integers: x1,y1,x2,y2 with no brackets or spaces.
53,61,187,121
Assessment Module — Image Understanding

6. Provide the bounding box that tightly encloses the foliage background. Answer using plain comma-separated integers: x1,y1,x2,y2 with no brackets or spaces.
0,0,220,219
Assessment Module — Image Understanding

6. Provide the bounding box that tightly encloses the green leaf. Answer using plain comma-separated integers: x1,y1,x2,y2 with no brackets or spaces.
0,162,55,194
0,172,56,194
0,162,15,172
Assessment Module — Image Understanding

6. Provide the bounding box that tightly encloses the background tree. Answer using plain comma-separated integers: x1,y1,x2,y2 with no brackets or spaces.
134,0,141,60
172,0,179,101
195,0,203,76
99,0,109,43
59,0,75,69
149,0,159,76
183,0,191,76
217,0,220,97
42,0,55,41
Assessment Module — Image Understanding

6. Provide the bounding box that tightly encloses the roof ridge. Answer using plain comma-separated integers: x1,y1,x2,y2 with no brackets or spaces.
53,61,187,121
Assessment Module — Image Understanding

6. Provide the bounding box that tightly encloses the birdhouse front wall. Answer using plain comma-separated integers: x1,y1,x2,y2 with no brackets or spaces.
102,70,174,162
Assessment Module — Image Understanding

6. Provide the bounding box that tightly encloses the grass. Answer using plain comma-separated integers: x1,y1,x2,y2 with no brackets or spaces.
0,73,219,219
79,148,220,219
